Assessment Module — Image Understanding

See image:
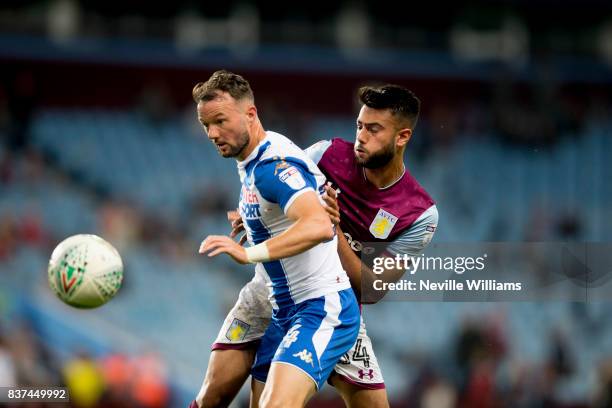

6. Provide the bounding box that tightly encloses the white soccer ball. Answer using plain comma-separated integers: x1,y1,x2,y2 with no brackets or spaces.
48,234,123,308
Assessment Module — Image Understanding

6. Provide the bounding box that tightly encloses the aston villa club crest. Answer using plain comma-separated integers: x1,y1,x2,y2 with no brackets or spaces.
369,209,398,239
226,318,250,341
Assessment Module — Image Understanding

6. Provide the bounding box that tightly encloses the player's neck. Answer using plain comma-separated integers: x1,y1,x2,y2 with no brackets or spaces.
363,156,405,189
237,122,267,161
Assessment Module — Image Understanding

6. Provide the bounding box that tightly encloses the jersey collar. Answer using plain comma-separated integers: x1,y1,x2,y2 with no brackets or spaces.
238,133,271,170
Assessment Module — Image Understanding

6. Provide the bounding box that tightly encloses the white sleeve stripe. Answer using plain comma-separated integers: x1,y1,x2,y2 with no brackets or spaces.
282,187,316,214
414,205,438,225
385,205,438,257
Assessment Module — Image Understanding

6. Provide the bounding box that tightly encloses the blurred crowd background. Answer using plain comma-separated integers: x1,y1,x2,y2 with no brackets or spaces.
1,1,612,407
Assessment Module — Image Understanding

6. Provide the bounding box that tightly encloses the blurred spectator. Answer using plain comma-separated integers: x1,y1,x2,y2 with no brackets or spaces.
460,359,496,408
455,314,507,408
556,212,582,241
395,363,451,408
594,358,612,408
20,208,47,248
10,320,58,386
98,200,142,253
547,329,574,380
0,212,18,260
99,352,134,408
0,329,17,387
131,350,170,408
0,149,13,184
62,350,106,408
421,378,457,408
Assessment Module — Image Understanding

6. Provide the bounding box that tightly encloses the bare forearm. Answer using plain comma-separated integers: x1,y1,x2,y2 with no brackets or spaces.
336,226,408,303
336,227,363,296
265,216,334,260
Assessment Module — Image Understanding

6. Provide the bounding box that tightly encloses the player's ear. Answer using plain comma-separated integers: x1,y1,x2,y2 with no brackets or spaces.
245,104,258,124
396,128,412,148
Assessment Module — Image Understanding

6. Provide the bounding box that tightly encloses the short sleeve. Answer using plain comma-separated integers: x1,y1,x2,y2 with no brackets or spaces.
386,205,439,257
253,159,318,213
304,140,332,165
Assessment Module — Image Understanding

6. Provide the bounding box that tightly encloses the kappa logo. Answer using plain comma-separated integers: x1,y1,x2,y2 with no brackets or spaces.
369,209,398,239
279,167,306,190
293,349,314,366
281,324,301,348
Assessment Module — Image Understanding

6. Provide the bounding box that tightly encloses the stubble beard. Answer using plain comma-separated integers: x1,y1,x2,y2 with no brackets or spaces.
356,141,396,169
221,130,250,158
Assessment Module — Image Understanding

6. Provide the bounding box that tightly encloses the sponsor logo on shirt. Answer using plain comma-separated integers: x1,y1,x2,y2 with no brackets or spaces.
241,186,261,219
279,166,306,190
242,187,259,204
344,232,375,254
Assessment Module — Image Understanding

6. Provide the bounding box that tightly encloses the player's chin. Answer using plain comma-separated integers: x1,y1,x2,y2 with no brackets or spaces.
354,150,369,163
217,146,236,158
354,156,368,166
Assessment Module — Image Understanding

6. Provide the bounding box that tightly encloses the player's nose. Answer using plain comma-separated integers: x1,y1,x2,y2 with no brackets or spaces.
356,128,368,145
207,126,220,141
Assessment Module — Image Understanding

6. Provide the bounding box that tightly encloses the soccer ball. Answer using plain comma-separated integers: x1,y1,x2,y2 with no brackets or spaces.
48,234,123,308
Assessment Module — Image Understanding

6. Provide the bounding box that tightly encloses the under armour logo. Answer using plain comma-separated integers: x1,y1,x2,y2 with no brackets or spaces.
358,369,374,380
293,349,314,366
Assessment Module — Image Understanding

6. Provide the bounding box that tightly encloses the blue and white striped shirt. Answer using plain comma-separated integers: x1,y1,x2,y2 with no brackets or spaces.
237,131,351,310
